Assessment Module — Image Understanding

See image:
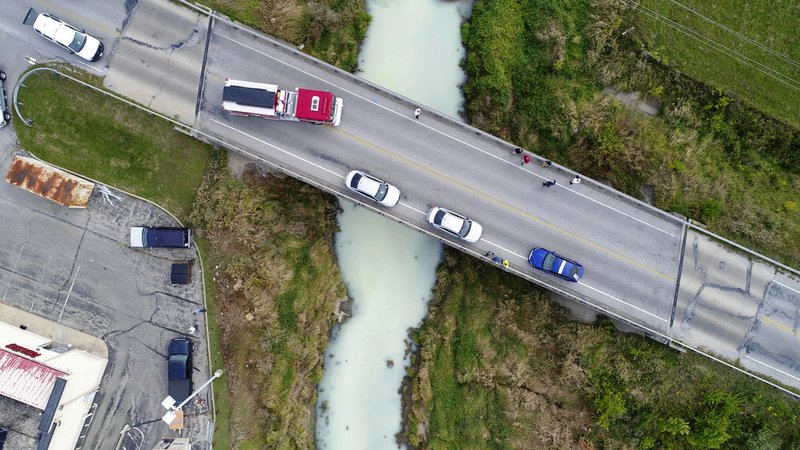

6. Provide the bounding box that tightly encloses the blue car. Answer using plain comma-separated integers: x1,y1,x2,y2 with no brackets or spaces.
168,338,193,405
528,248,584,282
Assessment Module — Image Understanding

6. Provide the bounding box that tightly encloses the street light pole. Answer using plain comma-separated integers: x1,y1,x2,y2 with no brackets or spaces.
162,369,223,424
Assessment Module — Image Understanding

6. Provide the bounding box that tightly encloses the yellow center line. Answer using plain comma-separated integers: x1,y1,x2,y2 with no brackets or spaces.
762,315,798,337
332,127,676,282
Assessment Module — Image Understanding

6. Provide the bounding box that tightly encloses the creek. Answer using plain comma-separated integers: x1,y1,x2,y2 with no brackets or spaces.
314,0,472,447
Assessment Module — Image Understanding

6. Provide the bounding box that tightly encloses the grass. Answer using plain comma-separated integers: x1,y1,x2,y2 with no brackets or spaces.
405,251,800,448
636,0,800,128
207,0,370,71
190,156,345,449
14,68,212,220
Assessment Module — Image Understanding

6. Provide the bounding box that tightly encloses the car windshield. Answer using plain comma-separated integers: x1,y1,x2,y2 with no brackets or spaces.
542,253,556,270
349,172,362,188
67,32,87,52
569,265,579,277
458,220,472,238
375,183,388,201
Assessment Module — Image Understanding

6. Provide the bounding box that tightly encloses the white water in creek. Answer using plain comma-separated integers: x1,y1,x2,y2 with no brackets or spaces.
315,0,472,447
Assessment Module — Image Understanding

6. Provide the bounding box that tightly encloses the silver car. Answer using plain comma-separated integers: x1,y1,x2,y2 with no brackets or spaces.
345,170,401,207
426,206,483,243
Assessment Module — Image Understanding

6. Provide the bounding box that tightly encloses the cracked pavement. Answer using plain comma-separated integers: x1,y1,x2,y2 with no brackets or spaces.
0,124,210,448
670,230,800,389
105,0,209,124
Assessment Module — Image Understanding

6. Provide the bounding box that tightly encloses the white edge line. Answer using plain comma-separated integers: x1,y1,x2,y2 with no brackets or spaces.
482,239,526,260
580,282,667,322
773,280,800,296
212,120,342,178
743,355,800,383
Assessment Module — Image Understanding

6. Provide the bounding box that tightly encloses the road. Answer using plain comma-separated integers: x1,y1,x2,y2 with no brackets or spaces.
0,2,797,449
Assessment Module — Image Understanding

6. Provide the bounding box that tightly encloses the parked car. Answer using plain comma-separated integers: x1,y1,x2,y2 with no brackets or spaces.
0,70,10,128
167,338,193,405
130,226,192,248
426,206,483,243
344,170,401,207
528,247,584,282
27,10,104,62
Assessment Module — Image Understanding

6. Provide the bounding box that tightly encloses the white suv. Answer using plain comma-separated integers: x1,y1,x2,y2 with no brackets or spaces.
29,11,104,62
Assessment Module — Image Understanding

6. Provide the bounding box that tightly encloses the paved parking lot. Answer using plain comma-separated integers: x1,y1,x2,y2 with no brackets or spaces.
0,125,211,449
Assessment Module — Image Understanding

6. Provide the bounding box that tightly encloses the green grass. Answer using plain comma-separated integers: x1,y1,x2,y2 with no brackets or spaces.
14,69,212,220
406,251,800,448
207,0,369,71
636,0,800,128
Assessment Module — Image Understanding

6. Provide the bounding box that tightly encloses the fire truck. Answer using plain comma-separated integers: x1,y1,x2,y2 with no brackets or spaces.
222,79,343,126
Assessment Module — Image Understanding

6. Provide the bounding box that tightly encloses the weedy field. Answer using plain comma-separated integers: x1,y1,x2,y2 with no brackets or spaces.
637,0,800,128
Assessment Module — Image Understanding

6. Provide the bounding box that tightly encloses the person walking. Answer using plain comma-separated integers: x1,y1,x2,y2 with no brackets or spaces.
188,325,197,335
484,251,495,257
193,307,206,315
541,160,552,168
521,154,531,165
513,148,523,155
414,108,421,120
570,175,581,185
542,179,556,187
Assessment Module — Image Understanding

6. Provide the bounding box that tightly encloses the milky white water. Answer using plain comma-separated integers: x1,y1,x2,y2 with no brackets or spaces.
315,0,471,447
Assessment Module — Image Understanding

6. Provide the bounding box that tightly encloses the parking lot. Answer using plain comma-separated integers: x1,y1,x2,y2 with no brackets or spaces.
0,124,211,449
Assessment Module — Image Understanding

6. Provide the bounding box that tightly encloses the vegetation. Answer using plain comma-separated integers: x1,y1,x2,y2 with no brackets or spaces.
190,155,345,449
405,251,800,448
14,68,212,220
208,0,370,71
637,0,800,128
461,0,800,265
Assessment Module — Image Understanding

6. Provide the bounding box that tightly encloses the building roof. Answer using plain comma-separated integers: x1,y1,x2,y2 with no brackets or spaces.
0,348,67,410
4,156,95,208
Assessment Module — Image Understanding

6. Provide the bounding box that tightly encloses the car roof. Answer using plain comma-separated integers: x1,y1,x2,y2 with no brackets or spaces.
168,338,191,355
355,173,381,196
53,24,77,46
33,14,62,39
439,211,465,233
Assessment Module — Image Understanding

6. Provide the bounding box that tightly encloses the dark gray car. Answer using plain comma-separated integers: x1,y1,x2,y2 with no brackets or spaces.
0,70,10,128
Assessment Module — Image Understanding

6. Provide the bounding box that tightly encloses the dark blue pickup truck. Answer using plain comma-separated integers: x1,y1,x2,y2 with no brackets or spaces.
130,226,192,248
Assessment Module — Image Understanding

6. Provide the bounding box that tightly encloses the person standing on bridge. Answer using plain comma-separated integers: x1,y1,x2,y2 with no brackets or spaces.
513,147,523,155
521,154,531,165
414,108,421,120
570,175,581,185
